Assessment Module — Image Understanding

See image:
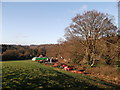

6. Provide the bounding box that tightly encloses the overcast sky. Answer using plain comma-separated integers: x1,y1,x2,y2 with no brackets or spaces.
1,2,118,45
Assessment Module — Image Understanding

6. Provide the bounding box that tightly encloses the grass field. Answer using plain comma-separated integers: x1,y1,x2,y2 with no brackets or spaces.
2,60,120,89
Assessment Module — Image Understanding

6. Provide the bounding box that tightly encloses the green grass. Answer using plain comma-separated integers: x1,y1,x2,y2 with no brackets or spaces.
2,60,120,89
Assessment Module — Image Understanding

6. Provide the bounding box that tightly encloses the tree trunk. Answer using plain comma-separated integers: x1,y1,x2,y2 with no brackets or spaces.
90,58,95,67
85,48,91,65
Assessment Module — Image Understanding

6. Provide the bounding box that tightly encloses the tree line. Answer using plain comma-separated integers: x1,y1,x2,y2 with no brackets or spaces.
1,44,47,60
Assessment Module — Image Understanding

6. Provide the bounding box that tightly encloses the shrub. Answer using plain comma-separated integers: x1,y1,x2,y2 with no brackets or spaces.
2,50,19,60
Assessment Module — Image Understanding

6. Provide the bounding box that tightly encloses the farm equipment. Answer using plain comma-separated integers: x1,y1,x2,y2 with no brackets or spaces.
71,70,84,74
32,57,86,74
64,66,75,71
52,62,61,67
59,63,67,68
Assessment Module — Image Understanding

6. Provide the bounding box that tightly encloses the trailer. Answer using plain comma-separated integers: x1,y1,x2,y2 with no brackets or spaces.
32,57,49,63
32,57,58,63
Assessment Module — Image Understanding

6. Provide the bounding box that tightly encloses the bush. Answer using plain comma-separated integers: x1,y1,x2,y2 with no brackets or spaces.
71,54,84,65
2,50,19,60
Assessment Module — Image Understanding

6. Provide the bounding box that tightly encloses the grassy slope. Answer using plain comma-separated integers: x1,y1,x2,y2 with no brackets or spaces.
2,60,120,89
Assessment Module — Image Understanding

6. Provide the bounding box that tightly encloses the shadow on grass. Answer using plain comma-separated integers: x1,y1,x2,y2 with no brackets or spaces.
82,75,120,90
46,70,101,89
51,70,120,90
2,63,120,90
2,68,101,89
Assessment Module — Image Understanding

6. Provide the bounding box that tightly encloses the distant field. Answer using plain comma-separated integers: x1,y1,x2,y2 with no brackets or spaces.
2,60,120,89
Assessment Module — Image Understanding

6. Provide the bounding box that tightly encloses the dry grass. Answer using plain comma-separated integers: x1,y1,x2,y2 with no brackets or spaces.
85,65,120,85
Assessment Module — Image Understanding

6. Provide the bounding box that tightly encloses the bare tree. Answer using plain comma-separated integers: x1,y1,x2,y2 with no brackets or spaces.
117,1,120,63
117,1,120,34
65,10,117,67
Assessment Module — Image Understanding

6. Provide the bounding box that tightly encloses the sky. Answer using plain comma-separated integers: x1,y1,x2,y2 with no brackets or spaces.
1,0,118,2
1,2,118,45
